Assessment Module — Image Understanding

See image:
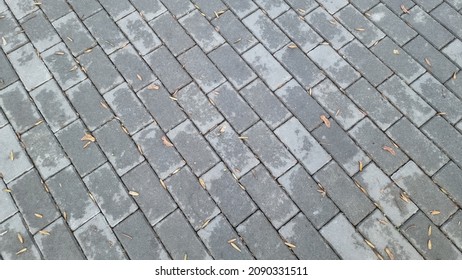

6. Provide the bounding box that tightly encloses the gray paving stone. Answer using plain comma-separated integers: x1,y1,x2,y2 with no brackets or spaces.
132,123,185,179
99,0,135,21
441,210,462,251
309,45,360,89
41,43,86,90
8,170,60,234
279,213,338,260
211,11,258,54
74,213,127,260
110,45,156,91
104,83,153,134
221,0,257,19
401,211,462,260
52,12,96,56
130,0,166,21
349,0,379,12
121,162,177,225
83,163,137,226
201,162,257,227
349,118,409,175
431,3,462,39
443,39,462,69
340,39,392,87
65,80,114,131
158,0,194,18
178,46,226,93
278,164,339,229
240,164,299,229
4,0,38,19
137,84,187,131
422,116,462,167
84,10,128,55
387,118,449,176
176,83,223,134
403,6,453,49
346,79,402,131
242,9,289,53
22,124,70,180
0,125,33,183
275,117,331,174
8,43,52,91
305,7,353,50
312,79,364,129
392,161,458,226
167,120,220,176
149,11,194,57
373,38,426,84
367,4,417,46
447,0,462,10
0,109,7,127
114,211,170,260
274,80,325,131
39,0,71,22
198,214,253,260
144,46,192,93
208,82,259,133
381,0,415,14
316,0,348,13
209,44,256,90
244,121,296,178
240,79,291,130
78,47,124,94
191,0,227,20
0,214,41,260
336,5,385,47
354,163,418,227
275,45,325,89
237,211,296,260
285,0,319,15
0,82,41,133
30,80,77,133
206,122,259,178
446,72,462,100
55,120,107,177
155,209,212,260
0,49,18,90
93,120,144,176
68,0,102,19
254,0,289,19
179,10,225,53
378,76,435,127
0,180,17,223
404,36,459,83
117,12,161,56
434,162,462,207
314,162,375,225
313,120,370,176
0,0,7,12
412,73,462,124
275,10,322,53
46,166,100,231
34,218,84,260
358,210,423,260
320,214,377,260
0,10,28,54
242,44,291,91
21,11,61,53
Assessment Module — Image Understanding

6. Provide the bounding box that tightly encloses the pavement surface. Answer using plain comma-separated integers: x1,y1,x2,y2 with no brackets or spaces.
1,0,462,260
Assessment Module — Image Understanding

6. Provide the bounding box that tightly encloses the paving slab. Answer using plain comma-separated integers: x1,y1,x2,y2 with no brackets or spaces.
0,125,33,183
0,213,41,260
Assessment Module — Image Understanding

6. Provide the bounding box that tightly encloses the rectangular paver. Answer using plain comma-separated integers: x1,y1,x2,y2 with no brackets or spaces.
0,180,17,223
67,0,102,20
442,211,462,251
392,161,458,226
130,0,165,21
99,0,135,21
0,125,33,183
0,10,28,54
434,162,462,207
0,214,41,260
21,10,61,53
443,39,462,68
158,0,194,18
46,166,100,231
0,49,18,90
52,12,96,56
39,0,71,22
222,0,257,19
117,11,161,55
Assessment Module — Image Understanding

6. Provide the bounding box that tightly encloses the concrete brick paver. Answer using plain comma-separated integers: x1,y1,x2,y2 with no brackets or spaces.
2,0,462,260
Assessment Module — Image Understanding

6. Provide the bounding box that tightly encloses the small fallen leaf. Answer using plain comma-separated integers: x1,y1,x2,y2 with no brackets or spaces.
227,238,237,244
148,84,160,90
16,248,27,255
9,150,14,161
400,192,410,203
383,146,396,156
219,125,226,134
317,183,326,197
81,133,96,142
63,211,67,221
430,210,441,215
393,49,400,55
320,115,331,128
34,213,43,219
160,179,167,190
39,230,50,235
121,233,133,239
161,136,174,147
230,242,241,252
355,27,365,32
297,8,306,14
199,178,206,189
287,43,297,49
359,161,363,172
184,254,188,260
400,4,410,14
136,74,142,81
427,239,432,250
3,189,11,193
354,181,368,195
128,191,139,197
364,239,375,249
172,168,180,175
2,36,6,46
385,247,395,260
424,58,432,67
17,233,24,244
54,51,65,55
285,242,296,249
201,219,210,229
428,226,432,237
100,101,108,109
453,72,457,80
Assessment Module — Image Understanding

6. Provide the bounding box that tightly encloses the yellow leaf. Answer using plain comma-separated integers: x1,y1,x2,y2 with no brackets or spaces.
34,213,43,219
199,178,206,189
9,150,14,161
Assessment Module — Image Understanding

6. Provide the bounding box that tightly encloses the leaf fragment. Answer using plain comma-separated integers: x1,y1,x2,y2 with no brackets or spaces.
9,150,14,161
16,248,27,255
230,242,241,252
2,36,6,46
81,133,96,142
428,226,432,237
453,72,457,80
39,230,50,235
393,49,400,55
201,219,210,229
148,84,160,90
355,27,366,32
317,183,326,197
287,43,298,49
121,233,133,239
3,188,12,193
199,178,206,189
128,191,139,197
285,242,296,249
364,239,376,249
359,161,363,172
400,4,410,14
430,210,441,215
385,247,395,260
227,238,237,244
400,192,410,203
136,74,142,81
160,179,167,190
17,233,24,244
427,239,432,250
34,213,43,219
55,51,65,55
63,211,67,221
320,115,331,128
424,58,432,67
383,146,396,156
161,136,174,147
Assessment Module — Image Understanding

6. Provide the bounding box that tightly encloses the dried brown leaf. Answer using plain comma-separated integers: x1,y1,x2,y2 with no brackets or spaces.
39,230,50,235
285,242,297,249
81,133,96,142
428,226,432,237
160,179,167,190
201,219,210,229
161,136,174,147
428,239,432,250
148,84,160,90
400,192,410,203
3,189,11,193
365,239,376,249
227,238,237,244
199,178,206,189
34,213,43,219
320,115,331,128
424,58,432,67
400,5,410,14
230,242,242,252
359,161,363,172
16,248,27,255
17,233,24,244
453,72,457,80
136,74,142,81
129,191,139,197
355,27,365,32
287,43,298,49
430,210,441,215
385,247,395,260
383,146,396,156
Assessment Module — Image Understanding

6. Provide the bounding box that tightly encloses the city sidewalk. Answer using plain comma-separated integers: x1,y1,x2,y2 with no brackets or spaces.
1,0,462,260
